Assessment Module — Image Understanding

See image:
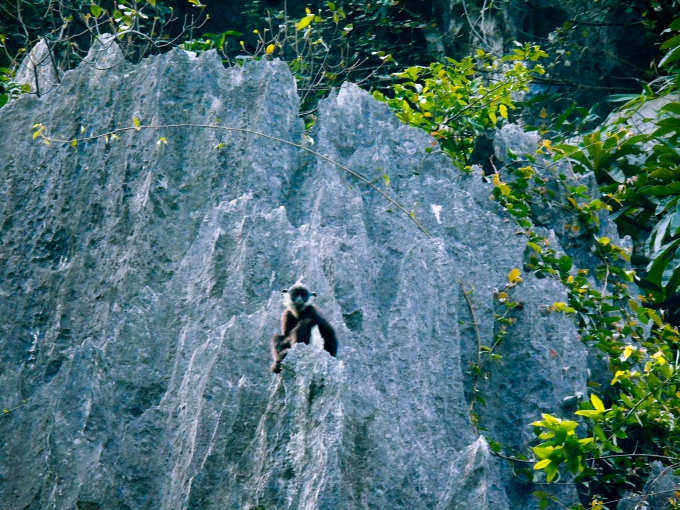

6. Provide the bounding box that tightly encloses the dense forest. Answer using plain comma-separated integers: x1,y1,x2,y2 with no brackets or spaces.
2,0,680,508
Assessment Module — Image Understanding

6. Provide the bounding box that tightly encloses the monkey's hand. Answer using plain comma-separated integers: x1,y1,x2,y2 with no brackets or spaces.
271,360,282,373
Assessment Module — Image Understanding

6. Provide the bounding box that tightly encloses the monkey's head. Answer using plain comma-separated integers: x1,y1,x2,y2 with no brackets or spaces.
282,283,316,315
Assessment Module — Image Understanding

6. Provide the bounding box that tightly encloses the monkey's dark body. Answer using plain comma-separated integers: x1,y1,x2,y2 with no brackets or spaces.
271,305,338,373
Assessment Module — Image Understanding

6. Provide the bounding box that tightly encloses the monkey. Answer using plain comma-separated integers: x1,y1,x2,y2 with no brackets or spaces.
270,283,338,373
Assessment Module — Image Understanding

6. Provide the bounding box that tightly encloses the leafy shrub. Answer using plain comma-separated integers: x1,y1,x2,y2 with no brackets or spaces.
373,44,547,169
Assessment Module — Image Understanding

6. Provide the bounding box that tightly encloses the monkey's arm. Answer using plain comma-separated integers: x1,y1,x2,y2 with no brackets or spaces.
314,308,338,357
282,309,298,336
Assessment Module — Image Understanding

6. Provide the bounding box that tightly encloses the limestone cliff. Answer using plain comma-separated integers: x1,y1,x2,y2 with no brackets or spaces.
0,40,589,509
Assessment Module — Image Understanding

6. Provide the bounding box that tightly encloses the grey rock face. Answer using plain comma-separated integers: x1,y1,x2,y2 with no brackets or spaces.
617,461,680,510
0,43,587,509
436,437,508,510
14,38,62,97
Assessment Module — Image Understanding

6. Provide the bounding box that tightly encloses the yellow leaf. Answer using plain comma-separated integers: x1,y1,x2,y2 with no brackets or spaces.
598,237,610,245
305,7,311,13
266,44,275,55
298,14,314,29
622,346,633,360
499,183,511,196
133,116,141,131
488,111,497,125
508,268,522,284
499,104,508,119
534,459,551,470
33,131,40,140
493,174,500,186
539,108,548,119
652,351,667,364
590,393,605,413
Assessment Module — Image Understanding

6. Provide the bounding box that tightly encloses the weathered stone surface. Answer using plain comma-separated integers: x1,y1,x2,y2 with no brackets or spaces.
0,42,588,509
14,38,62,96
436,437,508,510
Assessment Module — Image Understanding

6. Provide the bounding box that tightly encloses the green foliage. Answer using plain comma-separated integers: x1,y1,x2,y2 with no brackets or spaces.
0,0,205,107
482,18,680,508
465,269,524,428
370,20,680,502
550,18,680,314
487,133,680,505
0,66,29,108
212,1,431,118
373,44,547,169
488,153,674,509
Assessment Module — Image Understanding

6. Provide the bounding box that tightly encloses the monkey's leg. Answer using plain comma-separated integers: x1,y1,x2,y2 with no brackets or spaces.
271,334,292,373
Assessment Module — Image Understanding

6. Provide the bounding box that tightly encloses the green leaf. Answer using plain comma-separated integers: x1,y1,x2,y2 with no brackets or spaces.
661,248,680,287
593,424,606,441
575,409,603,419
0,94,8,109
90,4,103,17
605,166,625,183
620,393,634,407
660,34,680,51
558,255,573,273
527,242,542,253
661,102,680,115
649,216,675,257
